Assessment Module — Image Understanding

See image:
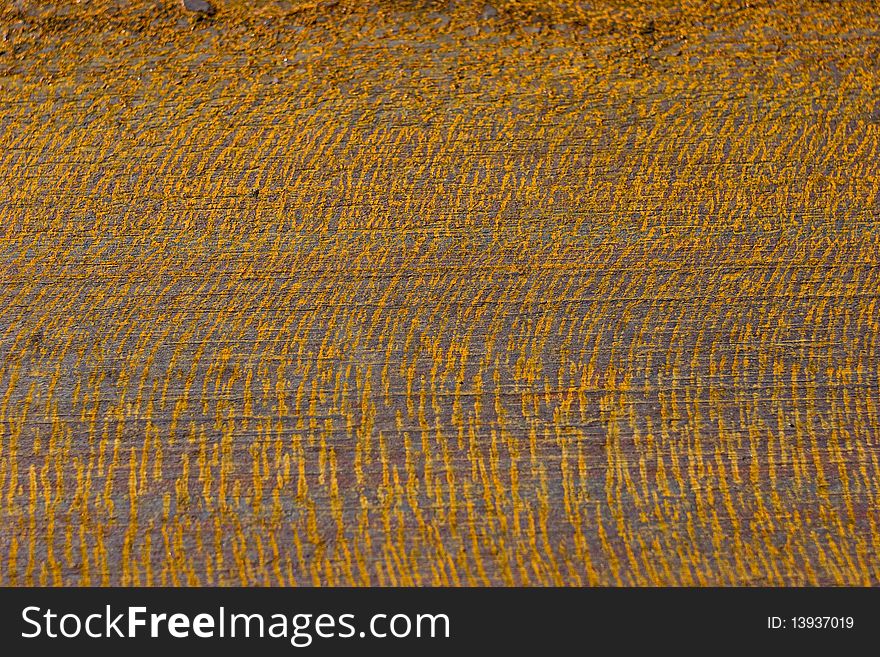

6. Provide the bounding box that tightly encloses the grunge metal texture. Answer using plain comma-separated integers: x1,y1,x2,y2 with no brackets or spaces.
1,0,878,585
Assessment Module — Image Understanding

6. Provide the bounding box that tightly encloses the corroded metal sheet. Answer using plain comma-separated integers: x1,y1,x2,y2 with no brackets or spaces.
1,0,878,585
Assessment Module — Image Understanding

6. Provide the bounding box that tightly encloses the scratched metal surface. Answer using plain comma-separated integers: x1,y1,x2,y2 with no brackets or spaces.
1,0,879,585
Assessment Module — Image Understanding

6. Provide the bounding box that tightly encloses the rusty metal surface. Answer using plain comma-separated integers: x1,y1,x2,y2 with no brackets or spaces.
1,0,879,585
